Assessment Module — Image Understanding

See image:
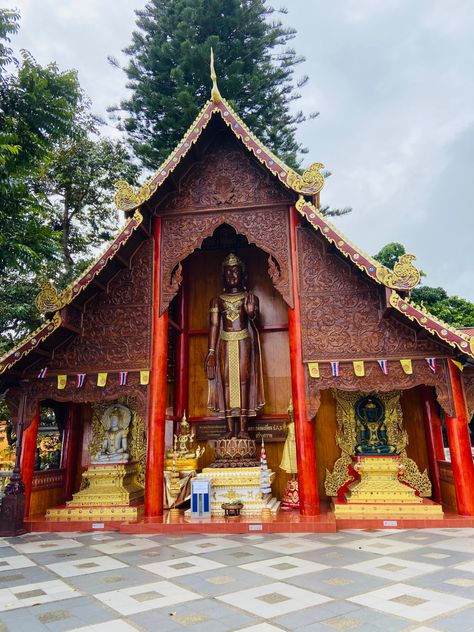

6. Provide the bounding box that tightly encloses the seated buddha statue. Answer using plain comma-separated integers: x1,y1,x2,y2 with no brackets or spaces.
94,407,130,463
354,396,397,456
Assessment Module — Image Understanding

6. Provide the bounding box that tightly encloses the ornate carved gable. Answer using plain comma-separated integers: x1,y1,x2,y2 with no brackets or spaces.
159,134,293,212
47,239,153,373
297,227,452,362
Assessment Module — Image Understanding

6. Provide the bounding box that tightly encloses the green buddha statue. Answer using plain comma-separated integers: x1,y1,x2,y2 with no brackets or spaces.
354,396,397,455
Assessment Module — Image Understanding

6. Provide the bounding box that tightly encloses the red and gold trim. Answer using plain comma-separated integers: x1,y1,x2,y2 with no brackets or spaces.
0,312,62,375
114,99,325,212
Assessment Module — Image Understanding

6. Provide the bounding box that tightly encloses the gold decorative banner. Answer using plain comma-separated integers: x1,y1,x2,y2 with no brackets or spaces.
308,362,320,378
97,372,108,387
353,361,365,377
57,375,67,390
451,359,464,372
400,359,413,375
140,370,150,385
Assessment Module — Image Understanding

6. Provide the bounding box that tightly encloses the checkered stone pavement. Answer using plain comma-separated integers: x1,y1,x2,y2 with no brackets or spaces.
0,528,473,631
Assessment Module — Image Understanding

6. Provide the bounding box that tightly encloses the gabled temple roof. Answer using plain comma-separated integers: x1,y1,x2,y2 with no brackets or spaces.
1,64,473,376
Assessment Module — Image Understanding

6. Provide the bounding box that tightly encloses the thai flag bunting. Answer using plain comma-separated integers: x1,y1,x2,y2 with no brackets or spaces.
426,358,437,373
37,367,48,379
76,373,86,388
330,361,340,377
377,359,388,375
119,371,128,386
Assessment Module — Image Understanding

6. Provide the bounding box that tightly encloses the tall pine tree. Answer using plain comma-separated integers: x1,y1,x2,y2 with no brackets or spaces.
115,0,314,169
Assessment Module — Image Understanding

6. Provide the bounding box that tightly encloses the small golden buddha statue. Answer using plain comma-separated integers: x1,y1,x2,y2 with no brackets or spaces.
165,413,205,471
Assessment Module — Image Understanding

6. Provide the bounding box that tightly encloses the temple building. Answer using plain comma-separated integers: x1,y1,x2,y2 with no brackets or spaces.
1,63,474,534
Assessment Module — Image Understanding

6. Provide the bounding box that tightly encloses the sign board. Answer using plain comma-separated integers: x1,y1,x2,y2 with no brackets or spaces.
195,419,287,442
190,478,211,518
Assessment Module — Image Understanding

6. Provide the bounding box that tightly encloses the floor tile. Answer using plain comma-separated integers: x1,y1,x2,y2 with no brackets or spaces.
140,554,225,578
344,555,441,580
0,579,79,611
94,580,201,615
347,582,472,622
0,555,36,571
66,621,140,631
46,555,128,578
336,537,421,555
234,625,286,632
170,537,242,554
254,537,330,555
217,581,332,618
238,555,328,579
13,539,83,555
430,538,474,553
90,538,160,555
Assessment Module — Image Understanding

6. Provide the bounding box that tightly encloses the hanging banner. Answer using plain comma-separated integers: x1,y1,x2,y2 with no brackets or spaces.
425,358,437,373
377,359,388,375
330,361,340,377
450,359,464,372
140,370,150,385
353,360,365,377
57,374,67,390
76,373,86,388
119,371,128,386
97,372,108,387
37,367,48,379
400,359,413,375
308,362,320,378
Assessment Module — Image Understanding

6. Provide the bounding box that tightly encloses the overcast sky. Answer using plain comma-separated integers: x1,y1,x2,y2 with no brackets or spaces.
6,0,474,300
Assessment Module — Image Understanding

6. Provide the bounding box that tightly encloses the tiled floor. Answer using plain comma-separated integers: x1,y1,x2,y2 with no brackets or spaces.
0,529,473,631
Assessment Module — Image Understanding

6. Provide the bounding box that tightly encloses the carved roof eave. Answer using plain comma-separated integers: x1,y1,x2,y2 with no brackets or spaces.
295,198,474,360
114,98,325,213
0,209,144,376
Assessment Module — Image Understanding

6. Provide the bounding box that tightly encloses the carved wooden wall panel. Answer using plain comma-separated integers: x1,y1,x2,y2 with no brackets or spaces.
7,373,148,430
305,358,453,418
463,371,474,417
160,208,293,312
297,227,452,361
48,239,153,373
160,136,292,212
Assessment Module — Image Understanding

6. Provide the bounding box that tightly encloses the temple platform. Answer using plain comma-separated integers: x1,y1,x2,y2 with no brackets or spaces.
24,503,474,534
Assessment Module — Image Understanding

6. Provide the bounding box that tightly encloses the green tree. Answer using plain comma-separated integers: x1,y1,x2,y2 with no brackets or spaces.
114,0,316,170
374,242,474,328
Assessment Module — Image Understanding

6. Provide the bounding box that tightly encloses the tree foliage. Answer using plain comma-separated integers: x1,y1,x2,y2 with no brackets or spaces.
0,10,138,352
374,242,474,328
115,0,315,170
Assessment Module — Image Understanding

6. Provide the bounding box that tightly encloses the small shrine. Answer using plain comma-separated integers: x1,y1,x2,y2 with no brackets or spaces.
1,53,474,535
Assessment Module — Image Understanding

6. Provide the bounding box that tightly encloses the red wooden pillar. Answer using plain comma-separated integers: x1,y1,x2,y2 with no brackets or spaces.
445,360,474,515
420,385,442,503
145,216,169,517
62,404,82,501
288,206,320,516
174,269,189,429
20,404,40,517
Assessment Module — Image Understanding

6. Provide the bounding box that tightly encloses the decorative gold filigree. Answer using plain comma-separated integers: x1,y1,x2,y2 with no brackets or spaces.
34,280,70,314
376,254,421,290
325,390,431,497
210,48,221,103
287,162,325,195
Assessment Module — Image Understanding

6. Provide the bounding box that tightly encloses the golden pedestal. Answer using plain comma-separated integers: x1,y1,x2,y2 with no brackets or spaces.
46,462,144,520
189,467,280,517
333,456,443,519
164,456,202,471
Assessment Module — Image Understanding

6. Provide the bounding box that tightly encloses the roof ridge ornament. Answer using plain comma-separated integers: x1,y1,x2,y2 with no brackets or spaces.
210,48,222,103
376,253,421,291
35,279,71,314
287,162,325,195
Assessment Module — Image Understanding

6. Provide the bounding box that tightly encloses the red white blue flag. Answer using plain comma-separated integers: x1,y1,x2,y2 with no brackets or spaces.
119,371,128,386
76,373,86,388
330,361,340,377
377,359,388,375
37,367,48,379
426,358,437,373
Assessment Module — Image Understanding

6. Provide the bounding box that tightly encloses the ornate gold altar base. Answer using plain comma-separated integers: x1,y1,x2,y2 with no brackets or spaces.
333,456,443,519
46,462,144,520
190,467,280,517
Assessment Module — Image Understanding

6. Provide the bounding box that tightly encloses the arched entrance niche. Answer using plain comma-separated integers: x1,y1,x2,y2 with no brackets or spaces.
167,223,292,499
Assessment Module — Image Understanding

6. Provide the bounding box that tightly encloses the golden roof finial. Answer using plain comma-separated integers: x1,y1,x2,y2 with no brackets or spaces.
210,47,221,103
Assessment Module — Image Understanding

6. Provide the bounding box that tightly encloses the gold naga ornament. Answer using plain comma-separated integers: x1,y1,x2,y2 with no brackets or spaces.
376,253,421,291
286,162,325,195
35,280,72,314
